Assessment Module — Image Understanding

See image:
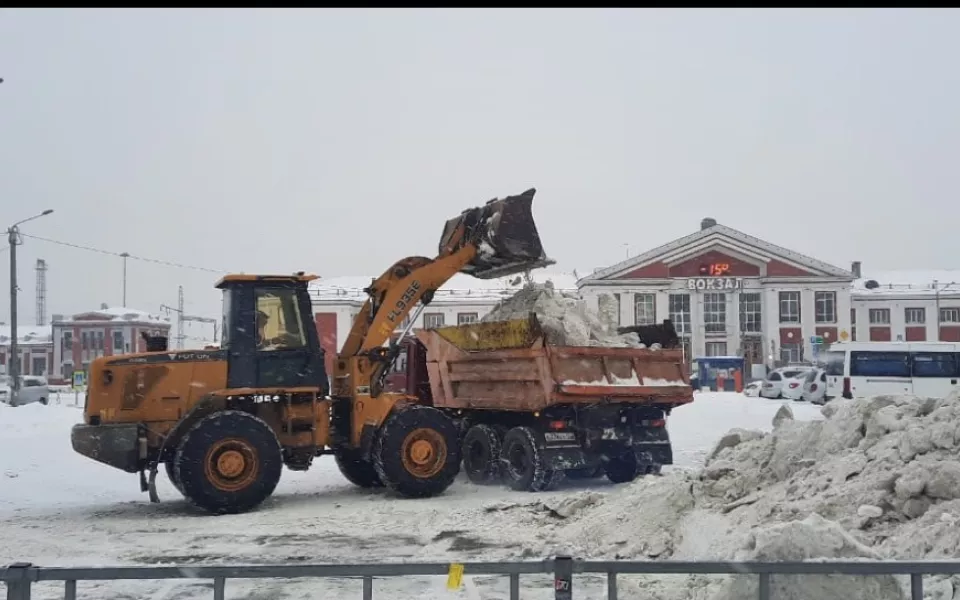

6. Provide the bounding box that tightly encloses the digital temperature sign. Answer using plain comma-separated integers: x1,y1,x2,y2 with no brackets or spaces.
699,263,731,276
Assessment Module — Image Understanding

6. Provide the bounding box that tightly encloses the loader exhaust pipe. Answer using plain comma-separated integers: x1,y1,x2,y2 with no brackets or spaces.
440,188,555,280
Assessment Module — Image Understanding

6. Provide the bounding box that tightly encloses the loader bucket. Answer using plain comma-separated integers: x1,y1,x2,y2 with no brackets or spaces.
440,188,555,280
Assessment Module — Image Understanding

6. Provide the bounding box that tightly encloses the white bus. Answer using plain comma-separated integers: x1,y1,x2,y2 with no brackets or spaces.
823,342,960,400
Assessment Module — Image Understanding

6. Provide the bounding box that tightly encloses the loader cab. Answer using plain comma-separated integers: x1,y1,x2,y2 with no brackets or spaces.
216,274,329,395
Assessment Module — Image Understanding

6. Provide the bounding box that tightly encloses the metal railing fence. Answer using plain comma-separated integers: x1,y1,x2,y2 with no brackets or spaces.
4,556,958,600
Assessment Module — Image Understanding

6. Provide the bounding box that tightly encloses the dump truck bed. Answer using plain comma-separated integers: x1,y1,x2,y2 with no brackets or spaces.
414,315,693,412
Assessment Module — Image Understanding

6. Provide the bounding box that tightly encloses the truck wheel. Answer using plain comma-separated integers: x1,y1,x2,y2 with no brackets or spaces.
501,426,558,492
334,448,384,488
604,452,639,484
373,405,461,498
175,410,283,515
165,460,185,495
462,424,502,485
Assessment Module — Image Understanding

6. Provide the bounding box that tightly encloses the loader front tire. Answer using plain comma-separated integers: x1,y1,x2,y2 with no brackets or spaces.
462,424,502,485
334,448,384,489
165,460,184,495
373,405,460,498
175,410,283,515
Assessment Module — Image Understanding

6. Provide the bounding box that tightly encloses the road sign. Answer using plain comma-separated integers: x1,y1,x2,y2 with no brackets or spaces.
810,335,824,345
72,370,86,390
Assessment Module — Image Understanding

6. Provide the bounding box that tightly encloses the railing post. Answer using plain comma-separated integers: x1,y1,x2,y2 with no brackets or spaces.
554,556,573,600
910,574,923,600
758,572,770,600
362,575,373,600
607,572,618,600
213,577,225,600
4,563,34,600
64,580,76,600
509,573,520,600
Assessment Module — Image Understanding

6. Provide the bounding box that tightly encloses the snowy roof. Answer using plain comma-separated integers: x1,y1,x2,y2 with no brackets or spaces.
310,271,580,304
0,325,53,346
853,270,960,298
53,306,171,324
580,221,853,283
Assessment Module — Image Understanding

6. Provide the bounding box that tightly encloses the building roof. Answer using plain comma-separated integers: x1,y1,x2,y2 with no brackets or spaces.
53,306,171,324
0,325,53,346
853,270,960,298
309,271,580,304
215,273,319,287
579,221,853,284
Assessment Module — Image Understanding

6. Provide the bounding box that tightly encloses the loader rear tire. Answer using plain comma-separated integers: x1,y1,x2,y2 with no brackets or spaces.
462,424,502,485
175,410,283,515
373,405,461,499
334,448,384,489
500,426,561,492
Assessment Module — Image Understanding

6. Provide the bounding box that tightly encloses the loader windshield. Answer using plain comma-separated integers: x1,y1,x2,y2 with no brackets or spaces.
255,288,307,350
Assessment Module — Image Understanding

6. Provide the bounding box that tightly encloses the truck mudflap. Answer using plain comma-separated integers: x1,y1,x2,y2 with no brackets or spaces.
539,426,673,471
71,423,142,473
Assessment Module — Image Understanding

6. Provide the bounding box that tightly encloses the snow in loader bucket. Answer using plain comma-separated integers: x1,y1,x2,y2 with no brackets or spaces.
440,187,555,280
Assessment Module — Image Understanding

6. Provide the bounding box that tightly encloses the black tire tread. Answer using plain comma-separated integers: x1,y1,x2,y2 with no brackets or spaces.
500,426,558,492
373,405,461,498
461,424,502,485
334,448,384,488
175,410,282,515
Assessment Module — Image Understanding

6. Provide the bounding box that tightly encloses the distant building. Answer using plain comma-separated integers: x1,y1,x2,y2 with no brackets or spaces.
50,305,171,383
850,268,960,343
577,218,856,374
309,272,579,373
0,325,54,379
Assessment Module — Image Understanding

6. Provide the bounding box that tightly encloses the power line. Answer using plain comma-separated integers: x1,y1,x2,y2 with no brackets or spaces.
19,233,226,273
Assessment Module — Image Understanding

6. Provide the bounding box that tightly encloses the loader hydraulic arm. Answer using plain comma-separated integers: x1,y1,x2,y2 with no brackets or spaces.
338,246,481,357
338,187,554,360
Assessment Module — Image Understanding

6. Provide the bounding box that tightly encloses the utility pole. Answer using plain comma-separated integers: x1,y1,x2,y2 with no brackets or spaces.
120,252,129,307
161,286,218,348
6,209,54,403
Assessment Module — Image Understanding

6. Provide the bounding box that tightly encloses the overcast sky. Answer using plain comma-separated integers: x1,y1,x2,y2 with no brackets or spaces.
1,8,957,340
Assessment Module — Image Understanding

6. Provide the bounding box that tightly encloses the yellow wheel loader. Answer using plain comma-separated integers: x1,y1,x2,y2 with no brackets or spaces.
71,188,552,514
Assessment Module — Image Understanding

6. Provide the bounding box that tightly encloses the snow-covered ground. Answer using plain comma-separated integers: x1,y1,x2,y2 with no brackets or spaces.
0,393,822,600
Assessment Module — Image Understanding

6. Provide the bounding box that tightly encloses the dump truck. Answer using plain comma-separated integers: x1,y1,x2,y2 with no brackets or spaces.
384,315,694,491
71,188,553,514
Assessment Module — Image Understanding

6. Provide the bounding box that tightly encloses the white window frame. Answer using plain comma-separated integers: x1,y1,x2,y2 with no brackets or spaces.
941,307,960,324
423,313,445,329
457,312,479,326
904,307,926,325
634,293,656,326
703,292,727,335
668,294,691,336
779,291,801,324
869,308,891,325
738,292,762,334
705,341,728,357
814,291,837,324
780,342,802,364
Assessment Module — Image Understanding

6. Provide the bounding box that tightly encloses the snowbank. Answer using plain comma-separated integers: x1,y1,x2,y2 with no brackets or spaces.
482,281,641,347
516,392,960,599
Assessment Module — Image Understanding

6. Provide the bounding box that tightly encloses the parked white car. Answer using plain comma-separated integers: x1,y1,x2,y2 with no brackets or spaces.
801,368,829,405
0,376,50,406
743,380,762,397
759,367,814,400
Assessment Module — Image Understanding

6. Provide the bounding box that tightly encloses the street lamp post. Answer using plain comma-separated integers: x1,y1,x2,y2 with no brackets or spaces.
7,209,54,404
120,252,130,307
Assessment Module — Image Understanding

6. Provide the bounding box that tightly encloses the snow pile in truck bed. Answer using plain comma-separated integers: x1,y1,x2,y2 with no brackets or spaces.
481,281,642,347
519,393,960,599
